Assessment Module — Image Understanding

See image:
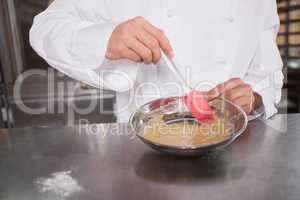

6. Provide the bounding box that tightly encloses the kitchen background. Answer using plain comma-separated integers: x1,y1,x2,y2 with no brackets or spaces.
0,0,298,128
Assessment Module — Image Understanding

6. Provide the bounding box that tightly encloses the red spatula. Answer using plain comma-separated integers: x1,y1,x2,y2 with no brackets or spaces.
162,53,214,123
183,90,214,122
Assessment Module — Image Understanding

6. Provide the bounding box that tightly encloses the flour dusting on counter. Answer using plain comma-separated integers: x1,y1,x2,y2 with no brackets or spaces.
36,171,83,198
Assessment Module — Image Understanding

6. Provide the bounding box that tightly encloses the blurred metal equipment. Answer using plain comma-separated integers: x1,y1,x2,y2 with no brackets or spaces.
0,0,116,128
0,0,24,83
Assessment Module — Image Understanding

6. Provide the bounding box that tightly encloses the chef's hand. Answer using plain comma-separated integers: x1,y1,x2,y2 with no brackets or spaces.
106,16,173,64
207,78,262,114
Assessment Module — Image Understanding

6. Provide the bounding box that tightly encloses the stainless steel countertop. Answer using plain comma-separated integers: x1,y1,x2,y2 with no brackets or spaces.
0,114,298,200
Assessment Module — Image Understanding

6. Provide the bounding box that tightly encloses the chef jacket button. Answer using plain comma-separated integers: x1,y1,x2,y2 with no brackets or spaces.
166,9,174,18
225,17,234,23
217,60,227,65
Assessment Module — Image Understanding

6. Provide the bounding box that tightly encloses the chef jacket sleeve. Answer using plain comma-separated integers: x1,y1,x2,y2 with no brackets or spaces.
244,0,284,119
30,0,138,92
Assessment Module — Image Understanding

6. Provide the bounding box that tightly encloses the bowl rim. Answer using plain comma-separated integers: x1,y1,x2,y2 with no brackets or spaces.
129,96,248,150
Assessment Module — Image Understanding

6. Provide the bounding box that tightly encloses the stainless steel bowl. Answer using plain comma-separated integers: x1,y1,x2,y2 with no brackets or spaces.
129,97,248,156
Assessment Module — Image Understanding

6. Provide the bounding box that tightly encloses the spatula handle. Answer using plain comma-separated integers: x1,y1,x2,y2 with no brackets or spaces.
161,52,192,94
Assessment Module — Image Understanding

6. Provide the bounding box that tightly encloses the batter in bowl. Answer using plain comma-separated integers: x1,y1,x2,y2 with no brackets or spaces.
143,113,232,148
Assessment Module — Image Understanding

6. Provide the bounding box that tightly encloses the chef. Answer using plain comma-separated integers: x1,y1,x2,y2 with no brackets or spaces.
30,0,283,122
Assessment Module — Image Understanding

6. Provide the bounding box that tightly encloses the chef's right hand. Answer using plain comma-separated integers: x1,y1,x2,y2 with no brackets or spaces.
106,16,173,64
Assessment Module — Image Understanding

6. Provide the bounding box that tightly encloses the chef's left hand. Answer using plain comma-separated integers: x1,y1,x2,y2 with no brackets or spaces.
207,78,262,114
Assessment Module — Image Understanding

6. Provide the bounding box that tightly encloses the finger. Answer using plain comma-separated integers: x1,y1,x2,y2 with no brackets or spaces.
106,51,119,60
224,78,245,89
135,28,161,63
207,88,220,99
242,105,252,114
202,91,217,101
134,17,173,56
232,96,253,114
232,95,251,107
150,28,173,57
125,37,153,63
106,45,123,60
223,84,253,101
120,47,142,62
209,78,245,97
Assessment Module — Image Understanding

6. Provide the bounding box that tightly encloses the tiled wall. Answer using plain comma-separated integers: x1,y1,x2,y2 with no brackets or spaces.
277,0,300,113
277,0,300,60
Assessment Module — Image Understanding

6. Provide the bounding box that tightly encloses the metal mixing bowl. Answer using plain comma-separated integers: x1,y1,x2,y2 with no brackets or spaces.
129,97,248,156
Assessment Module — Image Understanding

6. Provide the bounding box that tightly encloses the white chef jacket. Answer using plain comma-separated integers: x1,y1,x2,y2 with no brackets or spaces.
30,0,284,122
